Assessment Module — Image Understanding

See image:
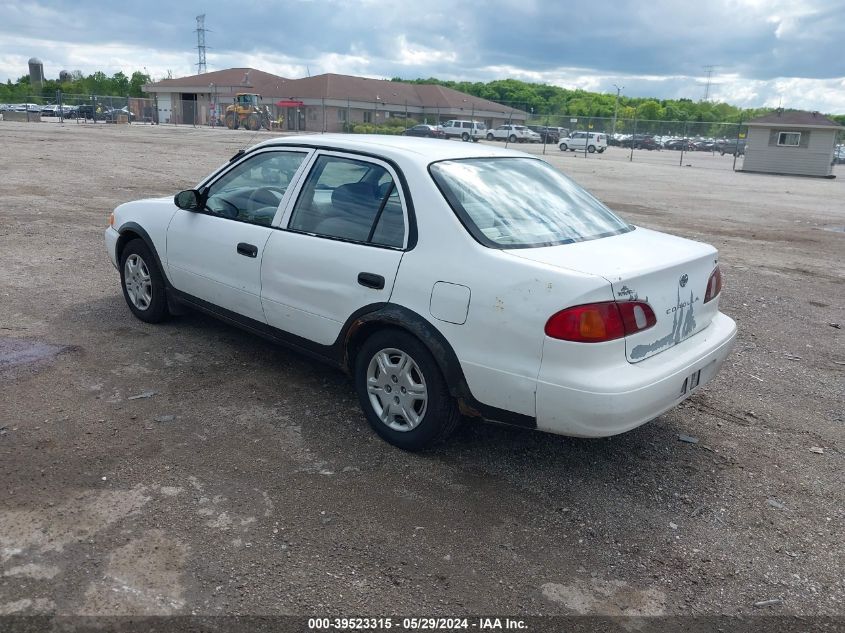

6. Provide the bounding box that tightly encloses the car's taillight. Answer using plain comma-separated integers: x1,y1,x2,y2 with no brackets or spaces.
704,266,722,303
545,301,656,343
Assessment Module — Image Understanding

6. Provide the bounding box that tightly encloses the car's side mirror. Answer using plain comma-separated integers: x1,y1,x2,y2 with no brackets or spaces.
174,189,202,211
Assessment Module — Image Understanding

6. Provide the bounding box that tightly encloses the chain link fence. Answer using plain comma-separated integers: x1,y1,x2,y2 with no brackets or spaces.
6,91,842,173
520,113,750,170
0,92,159,124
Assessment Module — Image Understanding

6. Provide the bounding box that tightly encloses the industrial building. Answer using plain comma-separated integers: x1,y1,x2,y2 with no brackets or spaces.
742,110,843,178
142,68,525,130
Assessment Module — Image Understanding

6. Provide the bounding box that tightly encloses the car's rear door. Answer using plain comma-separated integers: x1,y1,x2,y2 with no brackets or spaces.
260,151,408,345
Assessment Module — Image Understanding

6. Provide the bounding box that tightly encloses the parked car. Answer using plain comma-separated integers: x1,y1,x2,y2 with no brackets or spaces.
717,139,747,156
559,131,608,153
403,124,445,139
620,135,661,150
527,125,565,144
487,124,541,143
102,106,136,122
441,120,486,142
663,138,695,151
691,139,717,152
105,134,736,451
76,104,104,120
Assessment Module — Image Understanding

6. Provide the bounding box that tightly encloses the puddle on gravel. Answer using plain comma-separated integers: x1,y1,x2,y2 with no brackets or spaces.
0,337,65,368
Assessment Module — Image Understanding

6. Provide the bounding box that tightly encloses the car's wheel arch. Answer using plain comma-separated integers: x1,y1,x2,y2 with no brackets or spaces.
115,223,179,314
340,304,536,428
116,223,165,275
343,305,462,392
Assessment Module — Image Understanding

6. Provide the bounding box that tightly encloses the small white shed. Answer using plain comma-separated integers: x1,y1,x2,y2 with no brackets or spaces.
742,110,843,178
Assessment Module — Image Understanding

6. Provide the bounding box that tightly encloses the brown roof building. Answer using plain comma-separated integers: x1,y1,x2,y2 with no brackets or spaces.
143,68,525,130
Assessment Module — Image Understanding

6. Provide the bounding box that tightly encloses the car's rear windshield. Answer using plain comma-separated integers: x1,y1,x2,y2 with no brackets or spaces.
429,158,632,248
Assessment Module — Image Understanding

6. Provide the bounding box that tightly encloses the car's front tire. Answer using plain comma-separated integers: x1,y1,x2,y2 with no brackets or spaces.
486,133,494,141
354,329,461,451
559,143,568,151
119,239,169,323
587,145,596,153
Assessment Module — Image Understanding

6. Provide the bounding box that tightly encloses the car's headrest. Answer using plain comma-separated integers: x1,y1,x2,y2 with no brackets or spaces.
331,182,378,217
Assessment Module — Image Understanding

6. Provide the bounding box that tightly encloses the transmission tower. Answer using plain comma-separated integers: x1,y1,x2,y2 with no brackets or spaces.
702,65,718,101
196,14,208,74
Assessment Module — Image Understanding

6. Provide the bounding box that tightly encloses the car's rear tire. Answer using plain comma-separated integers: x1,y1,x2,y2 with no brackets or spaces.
487,133,494,141
461,132,469,142
119,239,169,323
587,145,596,153
508,134,517,143
559,143,568,151
354,329,461,451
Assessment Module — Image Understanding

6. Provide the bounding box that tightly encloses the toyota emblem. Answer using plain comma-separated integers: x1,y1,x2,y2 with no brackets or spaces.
679,274,689,287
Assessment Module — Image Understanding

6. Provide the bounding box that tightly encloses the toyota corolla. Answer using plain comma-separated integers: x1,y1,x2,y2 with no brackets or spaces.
105,134,736,450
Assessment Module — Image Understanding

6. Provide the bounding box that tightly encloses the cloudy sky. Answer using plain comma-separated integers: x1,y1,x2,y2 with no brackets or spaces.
2,0,844,112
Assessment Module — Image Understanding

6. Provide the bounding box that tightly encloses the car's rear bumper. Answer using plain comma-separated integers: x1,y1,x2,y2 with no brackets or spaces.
535,311,737,437
105,226,119,270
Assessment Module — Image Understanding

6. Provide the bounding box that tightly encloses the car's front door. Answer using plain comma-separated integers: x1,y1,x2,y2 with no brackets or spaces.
261,152,408,346
166,148,310,323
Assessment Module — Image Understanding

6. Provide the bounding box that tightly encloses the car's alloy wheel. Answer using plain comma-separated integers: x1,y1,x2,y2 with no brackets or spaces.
559,143,568,151
119,239,169,323
354,330,461,450
588,145,596,153
508,134,517,143
461,132,469,142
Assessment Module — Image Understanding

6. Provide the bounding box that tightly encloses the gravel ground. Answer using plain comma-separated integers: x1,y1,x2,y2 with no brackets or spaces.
0,121,842,619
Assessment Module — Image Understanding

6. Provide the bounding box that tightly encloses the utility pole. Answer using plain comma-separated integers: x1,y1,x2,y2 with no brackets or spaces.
612,83,624,137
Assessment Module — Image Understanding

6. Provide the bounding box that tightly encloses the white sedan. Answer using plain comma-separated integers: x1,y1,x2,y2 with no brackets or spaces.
105,135,736,450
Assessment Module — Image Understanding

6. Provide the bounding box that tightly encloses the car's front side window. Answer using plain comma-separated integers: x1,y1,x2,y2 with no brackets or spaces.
203,151,307,226
288,155,406,249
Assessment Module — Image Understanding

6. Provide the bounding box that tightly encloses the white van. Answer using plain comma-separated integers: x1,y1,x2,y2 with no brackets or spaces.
441,120,487,142
559,131,608,153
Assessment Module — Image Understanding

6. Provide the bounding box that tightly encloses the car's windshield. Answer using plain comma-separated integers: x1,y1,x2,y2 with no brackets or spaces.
429,158,632,248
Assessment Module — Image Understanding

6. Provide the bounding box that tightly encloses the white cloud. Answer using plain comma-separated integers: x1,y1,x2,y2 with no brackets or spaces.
394,36,457,67
1,0,843,113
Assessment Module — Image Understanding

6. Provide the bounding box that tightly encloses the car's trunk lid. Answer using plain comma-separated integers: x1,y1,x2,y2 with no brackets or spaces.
506,227,721,362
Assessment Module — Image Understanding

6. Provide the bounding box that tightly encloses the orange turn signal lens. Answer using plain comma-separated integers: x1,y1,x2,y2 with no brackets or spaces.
108,212,115,227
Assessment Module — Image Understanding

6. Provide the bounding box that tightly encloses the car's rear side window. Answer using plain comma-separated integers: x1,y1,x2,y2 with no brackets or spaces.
430,158,632,248
288,155,405,248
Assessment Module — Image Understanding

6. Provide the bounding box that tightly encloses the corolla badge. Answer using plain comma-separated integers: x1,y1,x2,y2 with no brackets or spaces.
679,274,689,288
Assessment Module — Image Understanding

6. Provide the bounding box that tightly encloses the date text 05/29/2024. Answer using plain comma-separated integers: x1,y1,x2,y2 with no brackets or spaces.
307,617,527,630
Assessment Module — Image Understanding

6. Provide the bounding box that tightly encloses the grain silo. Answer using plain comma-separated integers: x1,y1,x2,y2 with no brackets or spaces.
28,57,45,88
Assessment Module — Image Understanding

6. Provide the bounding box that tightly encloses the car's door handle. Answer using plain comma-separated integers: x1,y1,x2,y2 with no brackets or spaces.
237,242,258,258
357,272,385,290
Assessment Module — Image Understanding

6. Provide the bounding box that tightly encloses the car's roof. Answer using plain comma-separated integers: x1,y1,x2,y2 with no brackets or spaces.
251,133,532,165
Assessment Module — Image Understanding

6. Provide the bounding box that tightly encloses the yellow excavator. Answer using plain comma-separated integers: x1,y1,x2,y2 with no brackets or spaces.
224,93,272,131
